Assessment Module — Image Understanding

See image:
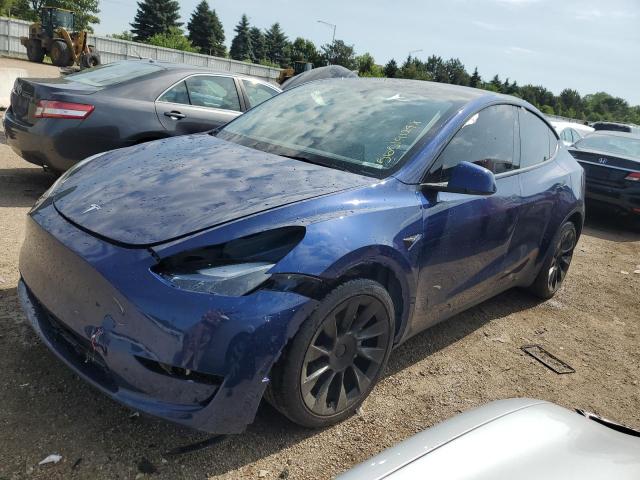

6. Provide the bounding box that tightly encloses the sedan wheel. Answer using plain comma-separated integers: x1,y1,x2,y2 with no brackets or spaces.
266,279,394,428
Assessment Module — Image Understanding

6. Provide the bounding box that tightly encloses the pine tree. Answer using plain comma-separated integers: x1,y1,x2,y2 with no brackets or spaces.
384,59,398,78
264,22,289,67
229,14,252,61
249,27,266,63
470,67,481,88
131,0,182,42
187,0,224,56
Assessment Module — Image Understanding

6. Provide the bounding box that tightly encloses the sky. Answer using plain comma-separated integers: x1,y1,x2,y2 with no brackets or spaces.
96,0,640,105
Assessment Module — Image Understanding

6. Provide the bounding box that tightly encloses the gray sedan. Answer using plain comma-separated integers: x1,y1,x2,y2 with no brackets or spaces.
4,60,281,172
338,398,640,479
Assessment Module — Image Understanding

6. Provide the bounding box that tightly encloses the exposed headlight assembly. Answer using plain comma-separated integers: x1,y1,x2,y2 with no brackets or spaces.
153,226,305,296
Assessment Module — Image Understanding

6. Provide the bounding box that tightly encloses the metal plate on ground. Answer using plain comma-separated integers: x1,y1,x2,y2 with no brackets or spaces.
521,344,575,374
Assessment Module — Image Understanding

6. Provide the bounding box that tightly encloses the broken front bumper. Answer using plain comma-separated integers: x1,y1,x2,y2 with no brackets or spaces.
18,206,318,433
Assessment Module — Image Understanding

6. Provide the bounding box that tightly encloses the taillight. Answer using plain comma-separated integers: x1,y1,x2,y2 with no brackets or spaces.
35,100,94,119
624,172,640,182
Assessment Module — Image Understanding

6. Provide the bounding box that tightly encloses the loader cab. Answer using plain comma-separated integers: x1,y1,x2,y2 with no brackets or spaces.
40,7,74,36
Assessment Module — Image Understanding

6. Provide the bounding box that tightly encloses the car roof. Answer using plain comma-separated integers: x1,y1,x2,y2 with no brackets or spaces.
117,59,279,86
587,130,640,140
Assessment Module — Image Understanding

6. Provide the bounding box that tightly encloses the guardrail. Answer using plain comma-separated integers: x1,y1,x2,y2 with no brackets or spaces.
0,16,282,82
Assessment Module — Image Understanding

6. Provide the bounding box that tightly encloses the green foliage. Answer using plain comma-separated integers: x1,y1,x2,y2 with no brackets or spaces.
187,0,225,56
229,13,252,61
356,52,380,76
289,37,322,67
147,26,197,52
384,59,398,78
131,0,182,42
264,22,289,67
1,0,36,20
109,31,134,41
249,27,266,63
470,67,481,88
321,39,356,70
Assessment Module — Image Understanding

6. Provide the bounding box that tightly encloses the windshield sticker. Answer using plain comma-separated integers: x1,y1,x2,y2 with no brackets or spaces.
375,121,423,166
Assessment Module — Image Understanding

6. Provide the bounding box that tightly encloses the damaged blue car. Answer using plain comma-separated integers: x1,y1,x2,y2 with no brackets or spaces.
18,79,584,433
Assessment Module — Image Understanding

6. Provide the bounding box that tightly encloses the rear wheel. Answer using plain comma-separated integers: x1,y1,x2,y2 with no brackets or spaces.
528,221,577,299
26,40,45,63
266,279,394,428
50,40,72,67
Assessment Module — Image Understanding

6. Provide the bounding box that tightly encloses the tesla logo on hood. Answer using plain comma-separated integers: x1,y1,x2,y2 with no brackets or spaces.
82,203,102,214
598,157,608,164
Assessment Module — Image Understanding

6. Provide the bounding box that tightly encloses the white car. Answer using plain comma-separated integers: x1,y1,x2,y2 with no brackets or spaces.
550,120,594,146
338,399,640,480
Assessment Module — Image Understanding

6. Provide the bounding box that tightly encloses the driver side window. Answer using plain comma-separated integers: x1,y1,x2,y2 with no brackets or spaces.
425,104,517,183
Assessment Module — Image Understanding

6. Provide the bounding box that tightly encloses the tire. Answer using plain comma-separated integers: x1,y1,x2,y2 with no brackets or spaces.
528,221,577,299
266,279,395,428
50,40,72,67
26,40,45,63
80,51,101,69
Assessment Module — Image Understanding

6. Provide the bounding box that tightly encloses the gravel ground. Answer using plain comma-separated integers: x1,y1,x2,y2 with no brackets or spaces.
0,59,639,480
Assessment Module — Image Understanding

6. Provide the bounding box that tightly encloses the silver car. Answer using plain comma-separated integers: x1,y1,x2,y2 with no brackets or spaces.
338,398,640,479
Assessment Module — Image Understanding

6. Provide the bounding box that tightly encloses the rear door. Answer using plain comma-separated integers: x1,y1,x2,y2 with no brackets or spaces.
509,108,571,283
155,74,243,135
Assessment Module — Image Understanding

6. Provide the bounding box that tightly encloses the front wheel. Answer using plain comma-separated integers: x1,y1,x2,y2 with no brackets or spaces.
266,279,395,428
26,40,45,63
528,221,577,299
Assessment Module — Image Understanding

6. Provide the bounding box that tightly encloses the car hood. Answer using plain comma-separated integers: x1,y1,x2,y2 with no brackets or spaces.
338,399,640,480
53,135,372,246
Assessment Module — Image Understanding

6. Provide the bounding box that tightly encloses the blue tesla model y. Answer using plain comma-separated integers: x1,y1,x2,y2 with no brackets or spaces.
18,79,584,433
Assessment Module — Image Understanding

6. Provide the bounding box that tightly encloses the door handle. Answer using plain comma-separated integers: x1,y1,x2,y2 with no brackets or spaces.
164,111,186,120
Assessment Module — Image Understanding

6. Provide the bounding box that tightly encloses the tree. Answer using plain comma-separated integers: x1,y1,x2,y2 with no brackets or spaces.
249,27,266,63
1,0,35,20
147,26,197,52
470,67,481,88
289,37,322,67
356,52,375,76
264,22,289,67
131,0,182,42
229,14,252,61
186,1,225,56
384,58,398,78
444,58,470,85
321,39,356,69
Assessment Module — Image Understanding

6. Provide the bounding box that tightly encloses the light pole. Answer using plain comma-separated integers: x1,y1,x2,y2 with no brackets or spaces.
408,49,423,59
317,19,337,65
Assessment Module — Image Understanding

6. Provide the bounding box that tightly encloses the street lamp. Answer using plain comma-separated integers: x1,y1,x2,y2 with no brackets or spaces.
408,49,423,58
317,19,337,43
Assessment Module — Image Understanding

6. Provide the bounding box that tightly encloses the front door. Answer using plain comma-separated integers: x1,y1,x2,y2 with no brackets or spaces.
410,104,521,336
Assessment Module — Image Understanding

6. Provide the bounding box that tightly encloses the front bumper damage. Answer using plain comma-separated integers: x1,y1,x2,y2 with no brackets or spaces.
18,206,319,433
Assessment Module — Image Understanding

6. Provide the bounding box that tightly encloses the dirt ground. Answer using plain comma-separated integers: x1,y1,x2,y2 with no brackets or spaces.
0,58,639,480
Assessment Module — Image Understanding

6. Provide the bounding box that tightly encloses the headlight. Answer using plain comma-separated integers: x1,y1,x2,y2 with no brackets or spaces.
161,262,274,296
153,226,305,296
31,151,106,212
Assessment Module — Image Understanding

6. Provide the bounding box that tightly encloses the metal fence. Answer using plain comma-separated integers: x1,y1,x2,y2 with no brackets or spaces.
0,16,281,82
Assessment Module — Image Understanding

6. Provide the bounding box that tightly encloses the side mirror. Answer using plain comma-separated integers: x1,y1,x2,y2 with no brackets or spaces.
422,161,497,196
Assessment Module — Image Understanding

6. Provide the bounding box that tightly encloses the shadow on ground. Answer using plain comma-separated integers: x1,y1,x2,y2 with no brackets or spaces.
0,167,54,208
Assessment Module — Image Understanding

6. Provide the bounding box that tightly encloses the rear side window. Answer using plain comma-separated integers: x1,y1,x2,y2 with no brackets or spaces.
519,109,555,168
158,81,189,104
66,61,162,87
242,79,279,107
185,76,241,111
426,104,517,182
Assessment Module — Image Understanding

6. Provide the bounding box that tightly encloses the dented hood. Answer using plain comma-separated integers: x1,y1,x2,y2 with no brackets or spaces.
53,135,371,246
